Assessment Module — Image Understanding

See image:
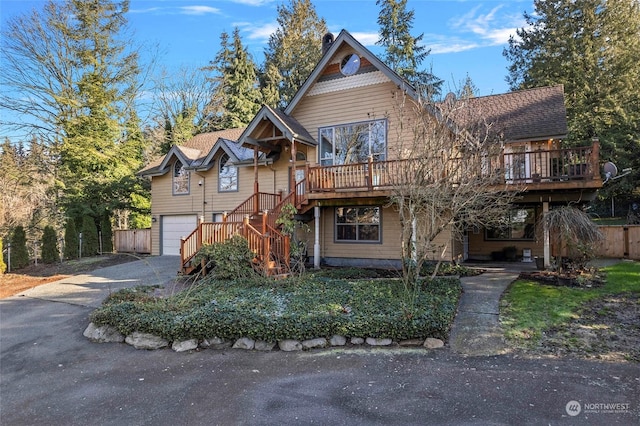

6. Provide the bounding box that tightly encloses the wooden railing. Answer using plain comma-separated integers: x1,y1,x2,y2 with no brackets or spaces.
306,144,600,192
225,191,281,223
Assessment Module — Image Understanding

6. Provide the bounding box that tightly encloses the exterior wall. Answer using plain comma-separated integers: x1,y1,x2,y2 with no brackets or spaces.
293,80,409,166
304,205,454,268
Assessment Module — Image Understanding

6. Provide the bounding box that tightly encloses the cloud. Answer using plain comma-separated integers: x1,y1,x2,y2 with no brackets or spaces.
350,32,379,47
235,22,279,43
229,0,274,5
179,6,222,15
423,4,524,54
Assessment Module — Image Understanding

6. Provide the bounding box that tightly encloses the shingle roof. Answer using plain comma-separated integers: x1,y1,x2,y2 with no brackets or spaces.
138,128,246,176
461,85,568,142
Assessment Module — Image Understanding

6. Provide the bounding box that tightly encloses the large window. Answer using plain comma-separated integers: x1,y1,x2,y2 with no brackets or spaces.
319,119,386,166
219,153,238,192
173,160,189,195
486,206,536,240
335,206,381,242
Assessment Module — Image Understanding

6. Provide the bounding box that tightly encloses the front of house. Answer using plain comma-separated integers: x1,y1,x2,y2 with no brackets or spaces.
139,30,603,273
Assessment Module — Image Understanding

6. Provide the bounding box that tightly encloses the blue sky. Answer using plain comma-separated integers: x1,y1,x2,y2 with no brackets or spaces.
2,0,533,115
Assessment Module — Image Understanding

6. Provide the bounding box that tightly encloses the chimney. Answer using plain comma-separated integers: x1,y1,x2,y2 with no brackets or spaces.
322,32,334,55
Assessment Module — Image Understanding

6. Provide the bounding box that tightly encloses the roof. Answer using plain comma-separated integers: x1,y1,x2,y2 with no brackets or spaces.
284,29,419,115
238,105,316,149
138,128,247,176
459,85,568,142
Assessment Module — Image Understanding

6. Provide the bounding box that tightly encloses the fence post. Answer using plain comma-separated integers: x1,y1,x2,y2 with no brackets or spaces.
33,241,38,267
79,232,83,259
7,243,11,273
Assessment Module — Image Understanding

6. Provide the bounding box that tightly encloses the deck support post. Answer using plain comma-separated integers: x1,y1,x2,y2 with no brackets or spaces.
543,201,550,268
314,206,321,269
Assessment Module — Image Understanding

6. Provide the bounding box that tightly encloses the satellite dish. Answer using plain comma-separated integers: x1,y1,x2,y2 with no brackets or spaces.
603,161,618,183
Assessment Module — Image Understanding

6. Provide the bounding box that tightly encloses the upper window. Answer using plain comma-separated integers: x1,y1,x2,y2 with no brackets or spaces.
319,119,386,166
486,206,536,240
219,153,238,192
340,54,361,76
173,160,189,195
335,206,381,243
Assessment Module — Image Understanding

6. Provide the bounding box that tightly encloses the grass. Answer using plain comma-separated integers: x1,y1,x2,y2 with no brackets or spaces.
500,260,640,346
91,269,463,344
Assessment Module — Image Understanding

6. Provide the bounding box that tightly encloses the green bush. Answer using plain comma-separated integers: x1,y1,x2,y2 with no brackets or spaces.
9,226,30,269
0,238,6,273
41,225,59,264
90,275,462,343
81,216,99,256
100,216,113,253
64,219,79,260
194,235,257,280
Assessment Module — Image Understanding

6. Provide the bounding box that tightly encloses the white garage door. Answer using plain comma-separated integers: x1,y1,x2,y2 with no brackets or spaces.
162,215,198,256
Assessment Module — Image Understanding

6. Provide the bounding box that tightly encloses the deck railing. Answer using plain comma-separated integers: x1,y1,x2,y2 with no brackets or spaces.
306,144,599,192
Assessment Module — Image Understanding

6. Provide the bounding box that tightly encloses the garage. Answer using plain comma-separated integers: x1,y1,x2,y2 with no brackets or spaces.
161,215,198,256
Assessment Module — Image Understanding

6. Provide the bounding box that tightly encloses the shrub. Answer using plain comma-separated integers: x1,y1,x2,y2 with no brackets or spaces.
100,216,113,253
0,238,6,273
9,226,29,269
81,216,99,256
194,235,257,280
64,219,79,260
41,225,59,264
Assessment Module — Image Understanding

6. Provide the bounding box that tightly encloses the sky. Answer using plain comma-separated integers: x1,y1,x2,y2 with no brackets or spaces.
1,0,535,138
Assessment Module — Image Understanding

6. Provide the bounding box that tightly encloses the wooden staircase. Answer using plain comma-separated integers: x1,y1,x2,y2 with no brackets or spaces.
180,179,310,276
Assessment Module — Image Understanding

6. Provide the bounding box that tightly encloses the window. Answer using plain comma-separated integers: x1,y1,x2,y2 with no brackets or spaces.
340,54,360,76
486,207,536,240
319,120,386,166
219,153,238,192
335,206,381,242
173,160,189,195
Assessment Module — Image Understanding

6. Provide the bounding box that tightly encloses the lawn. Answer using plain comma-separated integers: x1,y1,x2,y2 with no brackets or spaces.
90,269,463,345
500,260,640,360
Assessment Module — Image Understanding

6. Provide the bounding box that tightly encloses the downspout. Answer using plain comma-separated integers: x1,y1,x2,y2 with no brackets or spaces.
195,172,206,221
543,200,550,268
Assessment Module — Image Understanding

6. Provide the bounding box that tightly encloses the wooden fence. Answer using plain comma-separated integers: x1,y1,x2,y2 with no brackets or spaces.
114,229,151,254
595,225,640,260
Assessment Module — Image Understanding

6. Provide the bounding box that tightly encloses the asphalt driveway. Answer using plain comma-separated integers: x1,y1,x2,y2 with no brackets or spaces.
1,257,638,425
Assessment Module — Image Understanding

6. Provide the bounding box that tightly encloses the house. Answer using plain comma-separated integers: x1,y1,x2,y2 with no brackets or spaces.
138,30,602,273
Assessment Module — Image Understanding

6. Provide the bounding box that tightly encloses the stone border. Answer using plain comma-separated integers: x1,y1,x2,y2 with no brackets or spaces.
83,322,445,353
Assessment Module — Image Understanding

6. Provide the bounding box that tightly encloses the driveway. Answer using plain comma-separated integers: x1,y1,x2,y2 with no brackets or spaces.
1,257,638,425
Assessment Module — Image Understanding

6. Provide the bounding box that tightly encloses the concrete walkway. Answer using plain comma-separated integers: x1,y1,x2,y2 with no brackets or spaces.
448,264,529,356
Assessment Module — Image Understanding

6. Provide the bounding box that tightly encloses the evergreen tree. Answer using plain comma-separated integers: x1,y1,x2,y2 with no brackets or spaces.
64,218,79,260
259,62,282,109
376,0,442,99
504,0,640,204
41,225,59,264
0,238,7,273
81,216,99,257
9,226,30,269
263,0,328,107
221,28,262,128
100,216,113,253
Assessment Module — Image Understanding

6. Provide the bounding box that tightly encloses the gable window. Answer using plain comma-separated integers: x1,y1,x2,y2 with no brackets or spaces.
219,153,238,192
319,119,386,166
486,206,536,240
173,160,189,195
335,206,381,242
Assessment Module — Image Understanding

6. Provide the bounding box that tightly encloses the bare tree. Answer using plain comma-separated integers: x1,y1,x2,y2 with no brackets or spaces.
387,90,522,288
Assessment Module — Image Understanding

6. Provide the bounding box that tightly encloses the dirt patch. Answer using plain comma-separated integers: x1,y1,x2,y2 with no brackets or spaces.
518,294,640,363
0,254,142,299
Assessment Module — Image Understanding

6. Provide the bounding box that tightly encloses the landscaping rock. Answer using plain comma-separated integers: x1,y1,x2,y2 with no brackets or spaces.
302,337,327,350
125,332,169,350
399,338,424,347
200,337,231,349
350,337,365,345
423,338,444,349
83,322,124,343
329,335,347,346
366,337,393,346
232,337,255,350
254,340,276,351
172,339,198,352
278,339,302,352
